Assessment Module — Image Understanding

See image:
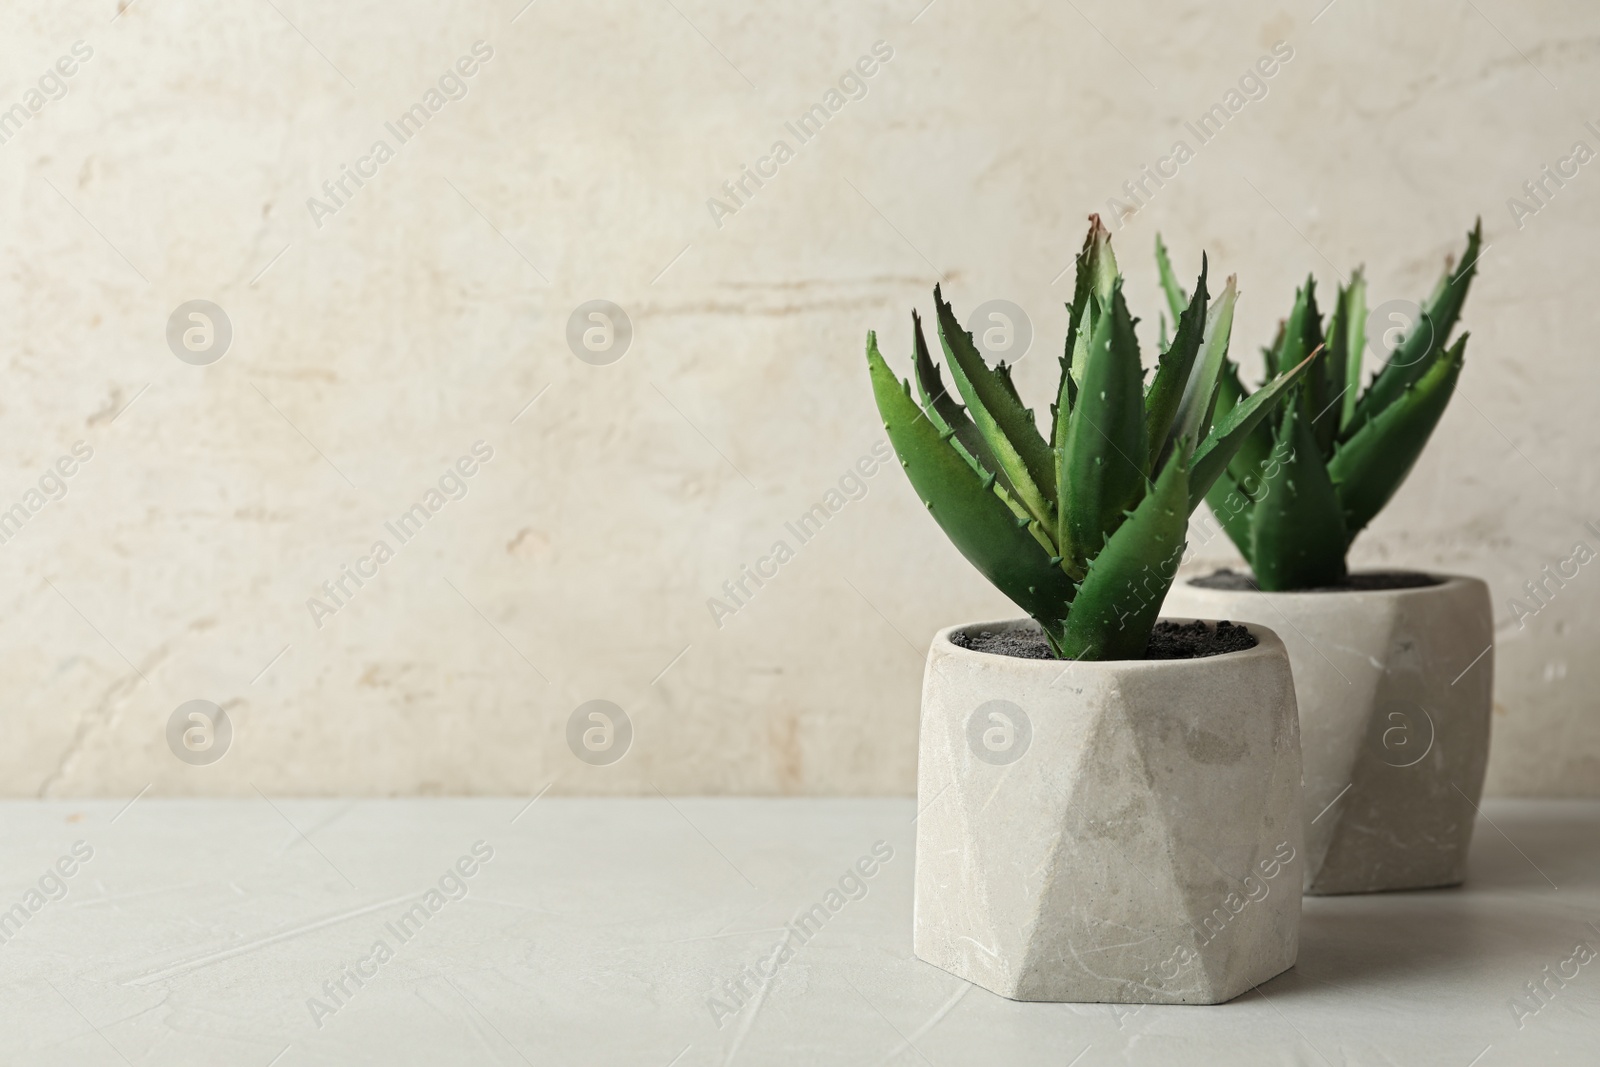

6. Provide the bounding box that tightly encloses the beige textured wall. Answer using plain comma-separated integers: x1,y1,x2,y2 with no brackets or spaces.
1,0,1595,797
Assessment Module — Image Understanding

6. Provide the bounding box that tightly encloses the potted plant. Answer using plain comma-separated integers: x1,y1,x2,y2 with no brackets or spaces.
868,217,1312,1004
1162,222,1491,896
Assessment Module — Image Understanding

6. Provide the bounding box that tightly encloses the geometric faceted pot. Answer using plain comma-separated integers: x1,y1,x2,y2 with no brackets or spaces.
913,618,1303,1004
1164,573,1493,895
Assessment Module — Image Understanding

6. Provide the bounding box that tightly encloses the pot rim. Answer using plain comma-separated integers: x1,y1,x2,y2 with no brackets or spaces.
931,616,1287,674
1175,569,1482,601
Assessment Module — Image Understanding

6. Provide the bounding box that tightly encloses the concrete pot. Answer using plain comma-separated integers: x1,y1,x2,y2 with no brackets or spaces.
1163,573,1493,895
912,618,1303,1004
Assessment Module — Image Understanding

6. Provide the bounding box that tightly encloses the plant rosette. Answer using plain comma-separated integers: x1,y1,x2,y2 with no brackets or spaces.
1164,572,1492,895
864,218,1320,1003
1161,222,1491,894
913,617,1302,1004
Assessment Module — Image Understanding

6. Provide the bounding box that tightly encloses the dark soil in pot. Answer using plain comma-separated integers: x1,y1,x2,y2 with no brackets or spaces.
952,620,1258,661
1188,568,1441,593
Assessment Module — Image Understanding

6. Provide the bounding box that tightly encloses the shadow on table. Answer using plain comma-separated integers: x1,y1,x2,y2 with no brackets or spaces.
1251,801,1592,1003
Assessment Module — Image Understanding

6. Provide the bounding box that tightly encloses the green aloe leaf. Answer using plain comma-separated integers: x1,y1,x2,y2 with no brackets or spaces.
1322,286,1348,422
1059,447,1189,661
1344,220,1480,439
1276,278,1328,430
867,333,1076,630
1056,281,1149,580
1203,468,1256,566
1155,234,1188,325
1052,224,1105,467
1064,259,1094,379
1338,270,1367,430
1066,216,1119,393
1144,255,1210,464
1328,335,1466,539
1189,346,1321,512
1271,279,1322,377
1215,358,1273,489
1051,344,1075,455
1168,275,1238,459
1260,325,1282,386
1052,300,1080,451
933,286,1056,527
1250,395,1349,590
1088,216,1119,306
911,310,1014,489
1318,278,1359,457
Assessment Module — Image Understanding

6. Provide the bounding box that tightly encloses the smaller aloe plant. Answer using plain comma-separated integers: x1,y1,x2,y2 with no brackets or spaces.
865,217,1316,660
1169,221,1482,591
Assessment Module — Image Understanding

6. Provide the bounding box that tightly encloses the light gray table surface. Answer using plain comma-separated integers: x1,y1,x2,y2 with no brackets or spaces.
0,797,1594,1066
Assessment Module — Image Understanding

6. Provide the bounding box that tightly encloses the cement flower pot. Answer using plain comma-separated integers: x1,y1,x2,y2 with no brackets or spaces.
912,618,1303,1004
1163,572,1493,895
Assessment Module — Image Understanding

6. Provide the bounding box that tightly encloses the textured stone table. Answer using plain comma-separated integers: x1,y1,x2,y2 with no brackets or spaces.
1,798,1595,1065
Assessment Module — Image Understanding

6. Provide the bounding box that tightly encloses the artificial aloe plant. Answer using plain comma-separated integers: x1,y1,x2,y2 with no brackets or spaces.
865,216,1315,661
1167,220,1482,590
